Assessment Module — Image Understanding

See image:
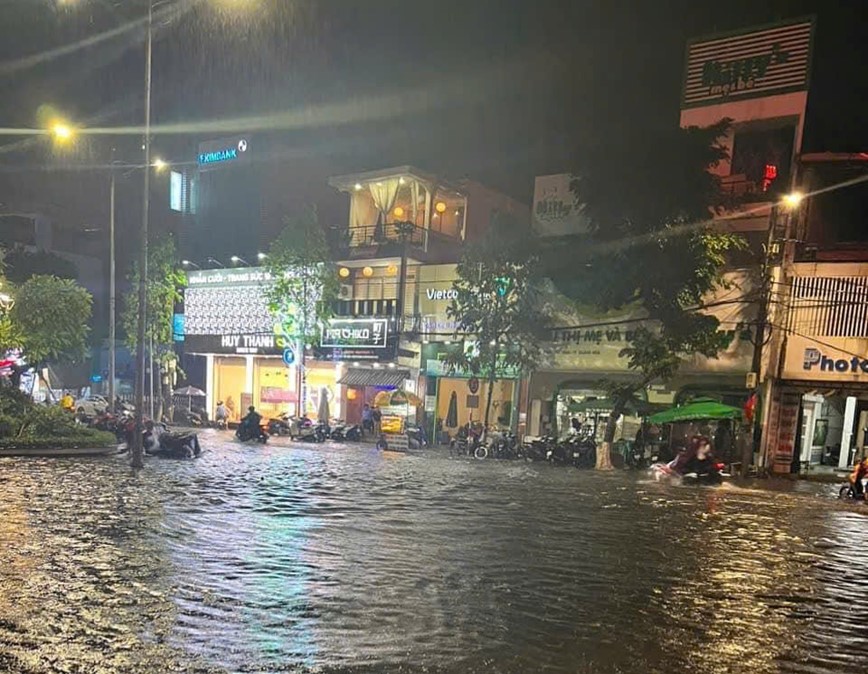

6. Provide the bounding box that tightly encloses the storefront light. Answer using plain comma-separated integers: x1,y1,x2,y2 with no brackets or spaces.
362,266,373,277
435,201,447,213
388,363,396,369
354,183,362,190
339,267,350,278
393,206,404,218
386,264,398,276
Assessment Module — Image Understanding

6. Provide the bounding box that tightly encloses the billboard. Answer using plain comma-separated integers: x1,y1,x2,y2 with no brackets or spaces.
182,267,284,355
315,318,397,362
682,18,814,108
531,174,588,237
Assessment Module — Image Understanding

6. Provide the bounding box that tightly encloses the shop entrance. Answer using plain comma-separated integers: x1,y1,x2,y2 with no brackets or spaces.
769,384,868,473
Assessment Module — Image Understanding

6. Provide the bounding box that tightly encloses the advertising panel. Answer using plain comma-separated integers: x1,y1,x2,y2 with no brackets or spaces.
682,18,814,108
183,267,285,355
532,174,588,237
782,334,868,383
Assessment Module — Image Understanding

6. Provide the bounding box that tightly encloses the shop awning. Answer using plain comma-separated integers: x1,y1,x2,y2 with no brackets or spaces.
338,368,410,388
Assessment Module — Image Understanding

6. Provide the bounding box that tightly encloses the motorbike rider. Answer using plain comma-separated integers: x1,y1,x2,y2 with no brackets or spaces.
848,456,868,499
239,406,263,439
669,435,716,475
215,401,229,428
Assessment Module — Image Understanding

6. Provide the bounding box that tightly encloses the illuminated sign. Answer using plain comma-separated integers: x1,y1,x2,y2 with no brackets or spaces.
682,19,813,108
197,137,250,168
321,319,389,349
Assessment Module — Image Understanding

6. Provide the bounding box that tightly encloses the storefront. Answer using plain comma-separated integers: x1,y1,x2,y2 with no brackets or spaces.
420,342,520,441
528,271,755,441
763,334,868,473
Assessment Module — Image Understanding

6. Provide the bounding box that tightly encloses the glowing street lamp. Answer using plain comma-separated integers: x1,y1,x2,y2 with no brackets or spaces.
782,191,804,209
230,255,250,266
181,260,201,269
152,157,168,172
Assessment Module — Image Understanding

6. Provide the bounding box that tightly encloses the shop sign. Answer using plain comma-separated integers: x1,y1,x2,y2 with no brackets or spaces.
184,334,283,356
682,19,813,108
782,335,868,382
197,136,250,168
321,319,388,349
771,391,801,474
425,288,459,301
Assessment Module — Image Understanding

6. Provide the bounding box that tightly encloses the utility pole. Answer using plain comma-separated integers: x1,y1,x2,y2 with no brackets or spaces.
108,155,116,413
132,0,153,469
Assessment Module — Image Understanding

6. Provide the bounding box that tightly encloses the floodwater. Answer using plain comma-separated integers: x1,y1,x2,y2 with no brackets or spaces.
1,432,867,673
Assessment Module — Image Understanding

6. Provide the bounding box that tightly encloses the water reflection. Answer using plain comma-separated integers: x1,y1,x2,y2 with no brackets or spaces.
0,438,867,673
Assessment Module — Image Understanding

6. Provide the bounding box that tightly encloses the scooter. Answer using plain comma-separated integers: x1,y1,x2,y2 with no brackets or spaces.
267,413,292,437
289,416,326,442
236,422,269,443
145,423,202,458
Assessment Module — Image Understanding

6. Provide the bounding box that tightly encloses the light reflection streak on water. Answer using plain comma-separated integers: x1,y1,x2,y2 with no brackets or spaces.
2,440,868,673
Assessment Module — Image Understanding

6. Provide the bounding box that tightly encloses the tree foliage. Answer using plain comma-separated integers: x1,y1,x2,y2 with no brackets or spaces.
447,213,551,431
9,275,92,365
266,207,339,412
121,235,185,353
544,119,745,467
121,235,185,421
266,206,338,350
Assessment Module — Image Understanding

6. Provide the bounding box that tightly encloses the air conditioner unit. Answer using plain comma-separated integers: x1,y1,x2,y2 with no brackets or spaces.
338,284,353,300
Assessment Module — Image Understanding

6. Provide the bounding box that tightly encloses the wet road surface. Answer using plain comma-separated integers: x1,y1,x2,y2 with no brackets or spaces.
1,430,867,673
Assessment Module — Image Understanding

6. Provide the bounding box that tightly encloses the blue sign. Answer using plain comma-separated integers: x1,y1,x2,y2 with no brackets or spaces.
173,313,185,342
282,347,295,366
198,138,249,166
90,375,103,383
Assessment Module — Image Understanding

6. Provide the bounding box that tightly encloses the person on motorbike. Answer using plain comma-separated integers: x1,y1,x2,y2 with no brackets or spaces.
240,406,262,437
669,435,716,476
848,456,868,499
215,401,229,428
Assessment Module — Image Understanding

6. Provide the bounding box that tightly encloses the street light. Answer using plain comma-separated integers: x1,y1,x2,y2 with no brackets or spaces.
230,255,250,266
51,121,74,142
257,252,267,261
782,191,804,209
152,157,168,172
182,259,201,269
206,257,226,268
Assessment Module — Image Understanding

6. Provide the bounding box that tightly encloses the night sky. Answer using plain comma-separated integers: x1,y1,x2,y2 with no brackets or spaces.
0,0,865,228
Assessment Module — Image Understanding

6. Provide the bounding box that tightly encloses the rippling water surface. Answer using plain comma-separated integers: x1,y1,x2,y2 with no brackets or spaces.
1,431,867,673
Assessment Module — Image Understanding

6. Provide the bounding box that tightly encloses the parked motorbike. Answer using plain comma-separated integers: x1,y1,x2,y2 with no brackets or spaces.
406,424,428,450
330,421,362,442
288,416,326,442
267,413,292,437
564,434,596,468
145,423,201,458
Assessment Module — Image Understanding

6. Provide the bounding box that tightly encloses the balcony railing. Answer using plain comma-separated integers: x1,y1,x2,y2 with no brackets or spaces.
329,221,462,262
332,298,397,317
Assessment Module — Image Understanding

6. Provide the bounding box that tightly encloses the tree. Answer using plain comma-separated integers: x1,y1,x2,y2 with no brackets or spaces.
545,120,745,468
446,214,552,434
9,275,92,372
3,248,78,283
266,207,338,415
121,235,185,421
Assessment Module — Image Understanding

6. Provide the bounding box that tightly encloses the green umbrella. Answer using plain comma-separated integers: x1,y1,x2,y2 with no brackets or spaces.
647,398,742,424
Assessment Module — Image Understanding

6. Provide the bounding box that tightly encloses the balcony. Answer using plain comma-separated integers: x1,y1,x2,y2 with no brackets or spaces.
329,221,462,263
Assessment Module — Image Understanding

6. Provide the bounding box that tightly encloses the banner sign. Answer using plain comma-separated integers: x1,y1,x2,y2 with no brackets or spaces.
321,318,388,349
782,334,868,382
682,19,813,108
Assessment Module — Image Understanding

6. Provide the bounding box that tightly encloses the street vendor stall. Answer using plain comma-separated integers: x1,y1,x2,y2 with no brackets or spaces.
373,389,423,451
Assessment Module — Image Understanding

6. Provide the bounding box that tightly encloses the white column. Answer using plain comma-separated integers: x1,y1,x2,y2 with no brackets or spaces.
245,355,255,401
205,354,215,417
799,400,814,466
839,395,858,470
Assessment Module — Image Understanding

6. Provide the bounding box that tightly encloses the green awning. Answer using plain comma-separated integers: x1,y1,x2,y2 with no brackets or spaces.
647,398,743,424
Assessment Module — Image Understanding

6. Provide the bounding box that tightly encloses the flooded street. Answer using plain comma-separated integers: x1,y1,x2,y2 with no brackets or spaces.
1,432,867,673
